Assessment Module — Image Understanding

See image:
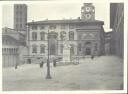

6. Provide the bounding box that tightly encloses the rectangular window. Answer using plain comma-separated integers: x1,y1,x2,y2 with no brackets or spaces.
40,32,45,40
49,25,56,29
40,45,45,53
32,32,37,40
32,48,37,53
32,45,37,53
69,31,74,40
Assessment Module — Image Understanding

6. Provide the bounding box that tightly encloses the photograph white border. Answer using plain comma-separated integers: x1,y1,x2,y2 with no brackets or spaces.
0,0,127,93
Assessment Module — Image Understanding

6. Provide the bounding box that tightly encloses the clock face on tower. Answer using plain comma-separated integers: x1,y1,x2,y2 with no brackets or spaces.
85,7,91,12
81,3,95,20
85,14,91,19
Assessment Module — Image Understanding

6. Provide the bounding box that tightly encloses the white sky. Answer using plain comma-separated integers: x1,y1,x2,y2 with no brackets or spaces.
2,2,110,32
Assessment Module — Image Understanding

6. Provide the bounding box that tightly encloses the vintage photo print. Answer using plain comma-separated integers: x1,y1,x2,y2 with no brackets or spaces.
0,0,127,93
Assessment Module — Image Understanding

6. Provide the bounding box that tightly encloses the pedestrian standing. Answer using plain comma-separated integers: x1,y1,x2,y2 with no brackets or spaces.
15,64,18,69
40,61,44,68
91,55,94,60
53,59,56,67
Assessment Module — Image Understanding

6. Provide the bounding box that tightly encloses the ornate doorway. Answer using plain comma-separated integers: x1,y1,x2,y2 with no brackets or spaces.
86,47,91,55
84,41,92,55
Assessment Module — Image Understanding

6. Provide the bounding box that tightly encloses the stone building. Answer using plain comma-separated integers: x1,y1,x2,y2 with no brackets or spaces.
26,3,105,63
2,27,27,67
2,4,28,67
14,4,27,31
110,3,124,58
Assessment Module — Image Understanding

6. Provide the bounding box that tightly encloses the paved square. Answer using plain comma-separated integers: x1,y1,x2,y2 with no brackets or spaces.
3,56,123,91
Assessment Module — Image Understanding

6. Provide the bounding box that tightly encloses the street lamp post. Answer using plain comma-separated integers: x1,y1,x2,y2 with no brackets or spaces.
46,29,52,79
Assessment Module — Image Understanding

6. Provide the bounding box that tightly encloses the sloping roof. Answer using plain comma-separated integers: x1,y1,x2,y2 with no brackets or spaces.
2,35,20,46
27,19,104,25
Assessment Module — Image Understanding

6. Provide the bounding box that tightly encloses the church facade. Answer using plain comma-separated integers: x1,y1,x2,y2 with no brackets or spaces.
26,3,105,62
2,27,27,67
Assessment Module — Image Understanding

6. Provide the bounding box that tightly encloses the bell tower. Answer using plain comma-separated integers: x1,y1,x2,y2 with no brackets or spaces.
14,4,27,31
81,3,95,21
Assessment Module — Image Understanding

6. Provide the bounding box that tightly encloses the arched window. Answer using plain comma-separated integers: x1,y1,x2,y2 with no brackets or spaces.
32,32,37,40
60,31,66,40
40,32,45,40
70,44,74,55
78,43,81,51
40,44,45,53
32,44,37,53
69,31,74,40
49,32,58,39
60,44,63,54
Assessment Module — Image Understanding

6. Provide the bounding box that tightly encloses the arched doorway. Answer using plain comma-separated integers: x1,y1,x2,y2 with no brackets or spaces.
86,47,91,55
84,42,92,55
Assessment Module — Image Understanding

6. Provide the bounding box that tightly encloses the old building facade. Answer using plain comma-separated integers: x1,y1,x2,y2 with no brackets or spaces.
2,4,28,67
2,27,27,67
26,3,105,62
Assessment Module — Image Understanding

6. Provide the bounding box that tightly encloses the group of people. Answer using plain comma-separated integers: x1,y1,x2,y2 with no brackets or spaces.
29,55,94,69
39,59,57,68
